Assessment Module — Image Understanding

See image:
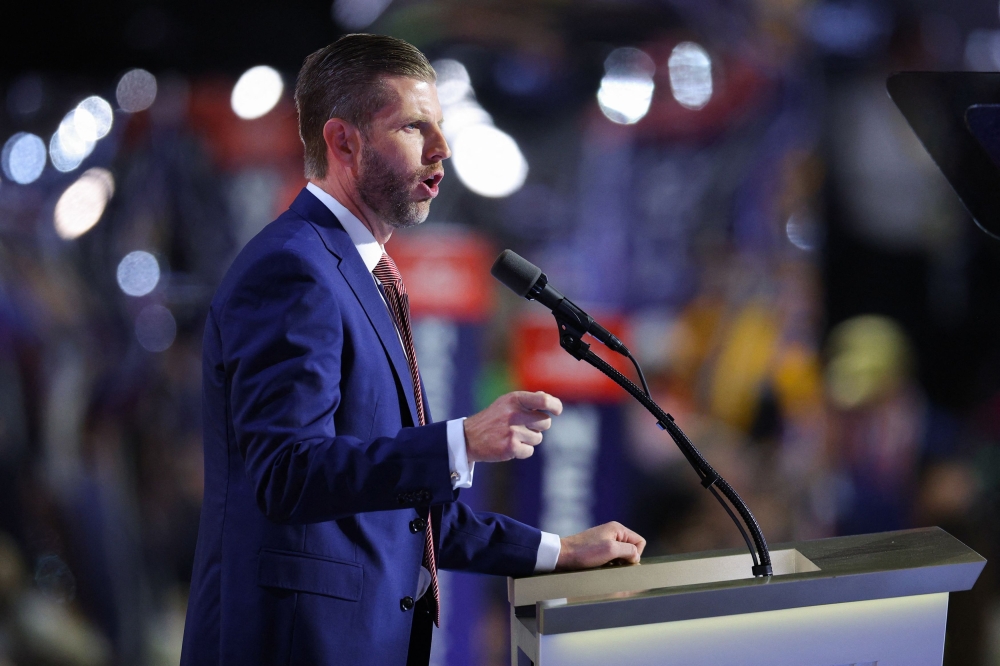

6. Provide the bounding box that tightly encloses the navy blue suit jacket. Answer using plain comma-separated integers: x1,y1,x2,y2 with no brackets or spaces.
180,189,543,665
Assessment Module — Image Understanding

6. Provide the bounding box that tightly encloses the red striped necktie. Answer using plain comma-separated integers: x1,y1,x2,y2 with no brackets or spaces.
372,252,440,627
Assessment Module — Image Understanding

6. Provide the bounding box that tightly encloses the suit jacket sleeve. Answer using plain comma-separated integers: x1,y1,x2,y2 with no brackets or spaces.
437,501,542,577
218,248,457,524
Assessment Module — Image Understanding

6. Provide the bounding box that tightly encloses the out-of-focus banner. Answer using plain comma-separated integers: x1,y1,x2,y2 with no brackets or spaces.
390,225,495,322
512,311,632,403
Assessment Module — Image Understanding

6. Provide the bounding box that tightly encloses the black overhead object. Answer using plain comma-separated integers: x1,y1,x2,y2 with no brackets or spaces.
887,72,1000,239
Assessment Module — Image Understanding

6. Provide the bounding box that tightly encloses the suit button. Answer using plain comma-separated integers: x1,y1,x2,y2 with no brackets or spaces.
400,596,415,611
409,518,427,533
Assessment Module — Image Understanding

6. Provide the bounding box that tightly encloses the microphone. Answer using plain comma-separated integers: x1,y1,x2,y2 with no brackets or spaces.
490,250,628,355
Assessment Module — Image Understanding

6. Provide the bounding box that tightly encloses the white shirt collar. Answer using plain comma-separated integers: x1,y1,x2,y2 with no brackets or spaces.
306,182,384,274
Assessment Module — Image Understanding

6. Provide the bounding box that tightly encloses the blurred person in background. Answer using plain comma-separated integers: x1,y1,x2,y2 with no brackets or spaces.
180,34,645,666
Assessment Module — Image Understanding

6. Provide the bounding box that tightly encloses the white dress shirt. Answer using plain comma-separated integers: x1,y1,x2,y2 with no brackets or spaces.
305,182,561,575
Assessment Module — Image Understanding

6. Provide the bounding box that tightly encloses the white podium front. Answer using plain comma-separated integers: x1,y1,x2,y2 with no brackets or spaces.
507,527,984,666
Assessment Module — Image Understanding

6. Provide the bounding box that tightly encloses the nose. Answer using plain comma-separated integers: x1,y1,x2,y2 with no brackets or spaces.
426,125,451,163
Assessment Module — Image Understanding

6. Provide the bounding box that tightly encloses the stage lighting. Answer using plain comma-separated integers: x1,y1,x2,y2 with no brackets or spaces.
49,109,96,172
433,59,473,106
76,96,114,139
231,66,283,120
117,251,161,297
53,167,114,240
2,132,46,184
117,69,158,113
452,124,528,198
597,47,655,125
668,42,713,110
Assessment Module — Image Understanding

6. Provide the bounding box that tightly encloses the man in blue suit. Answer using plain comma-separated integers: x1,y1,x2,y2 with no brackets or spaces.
181,34,646,665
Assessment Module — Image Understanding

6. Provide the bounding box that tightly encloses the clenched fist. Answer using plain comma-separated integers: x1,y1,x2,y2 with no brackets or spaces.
556,522,646,571
463,391,563,463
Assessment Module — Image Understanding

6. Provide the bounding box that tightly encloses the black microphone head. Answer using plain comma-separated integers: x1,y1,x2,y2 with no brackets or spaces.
491,250,542,298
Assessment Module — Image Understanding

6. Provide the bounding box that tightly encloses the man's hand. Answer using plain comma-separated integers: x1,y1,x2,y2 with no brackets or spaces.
463,391,563,463
556,522,646,571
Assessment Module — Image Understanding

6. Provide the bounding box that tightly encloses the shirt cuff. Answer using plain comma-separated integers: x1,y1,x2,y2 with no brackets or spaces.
446,418,474,489
534,531,562,573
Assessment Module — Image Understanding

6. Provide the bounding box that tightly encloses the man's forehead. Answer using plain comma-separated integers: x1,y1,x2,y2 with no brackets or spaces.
373,76,440,119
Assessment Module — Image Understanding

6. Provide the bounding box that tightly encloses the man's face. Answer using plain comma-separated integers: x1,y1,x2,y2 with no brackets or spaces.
356,76,450,229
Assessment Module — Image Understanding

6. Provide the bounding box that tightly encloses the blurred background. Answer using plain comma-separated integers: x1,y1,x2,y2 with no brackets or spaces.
4,0,1000,664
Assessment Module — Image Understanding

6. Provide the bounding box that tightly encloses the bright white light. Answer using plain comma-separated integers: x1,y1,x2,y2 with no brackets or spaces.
598,48,656,125
49,109,97,172
433,59,473,106
452,125,528,198
598,78,655,124
76,96,113,139
440,99,493,143
135,304,177,352
53,167,115,240
116,69,158,112
116,251,161,296
2,133,46,184
668,42,713,110
332,0,393,29
231,66,284,120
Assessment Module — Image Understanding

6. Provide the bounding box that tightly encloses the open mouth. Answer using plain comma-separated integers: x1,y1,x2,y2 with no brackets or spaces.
420,172,444,197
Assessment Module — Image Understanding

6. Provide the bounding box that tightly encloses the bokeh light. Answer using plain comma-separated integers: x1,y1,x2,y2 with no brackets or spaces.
116,251,161,297
53,167,115,240
433,57,528,197
116,69,158,112
452,124,528,198
2,133,46,184
332,0,393,29
135,304,177,352
230,66,284,120
76,96,114,140
668,42,713,110
433,59,473,106
49,109,97,172
597,47,656,125
786,215,817,251
440,100,493,143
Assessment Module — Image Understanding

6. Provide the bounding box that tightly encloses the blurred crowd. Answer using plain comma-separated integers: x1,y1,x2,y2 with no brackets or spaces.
5,0,1000,664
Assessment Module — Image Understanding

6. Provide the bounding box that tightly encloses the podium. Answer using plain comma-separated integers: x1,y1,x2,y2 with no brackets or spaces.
507,527,984,665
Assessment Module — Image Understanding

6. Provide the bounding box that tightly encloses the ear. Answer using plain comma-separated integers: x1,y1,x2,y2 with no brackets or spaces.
322,118,363,171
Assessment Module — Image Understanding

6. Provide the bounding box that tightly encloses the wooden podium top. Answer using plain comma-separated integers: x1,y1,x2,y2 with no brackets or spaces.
508,527,985,636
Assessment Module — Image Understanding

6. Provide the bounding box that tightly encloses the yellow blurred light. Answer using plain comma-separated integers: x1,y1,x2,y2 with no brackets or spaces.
54,168,115,240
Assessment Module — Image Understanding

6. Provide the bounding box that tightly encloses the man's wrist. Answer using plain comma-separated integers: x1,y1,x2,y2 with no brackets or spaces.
534,531,561,573
446,418,474,489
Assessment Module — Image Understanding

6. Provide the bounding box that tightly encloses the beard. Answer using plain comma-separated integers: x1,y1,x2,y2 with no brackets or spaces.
357,143,434,229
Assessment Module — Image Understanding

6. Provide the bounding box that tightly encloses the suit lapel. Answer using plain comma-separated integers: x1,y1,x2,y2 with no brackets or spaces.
290,188,420,427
